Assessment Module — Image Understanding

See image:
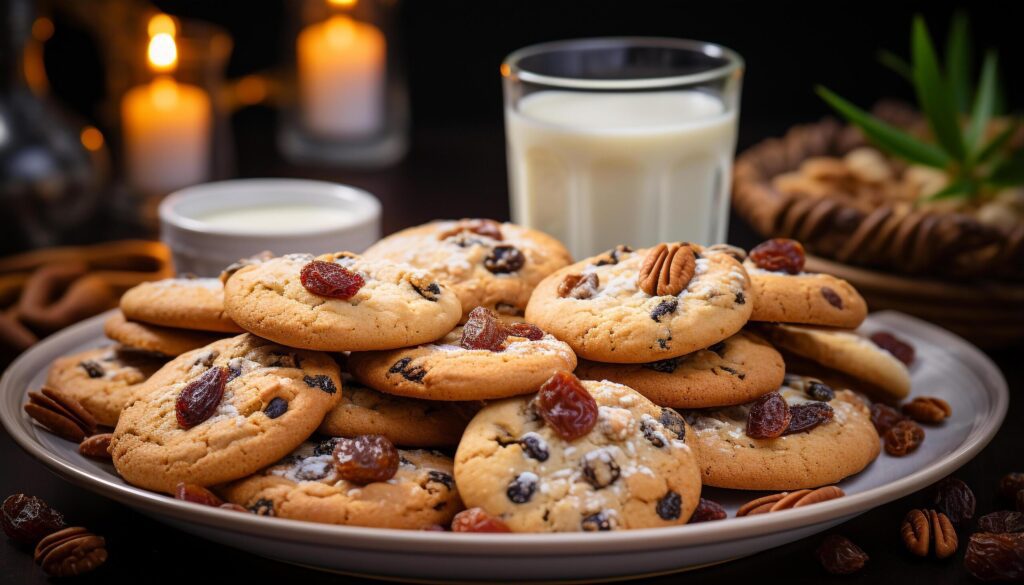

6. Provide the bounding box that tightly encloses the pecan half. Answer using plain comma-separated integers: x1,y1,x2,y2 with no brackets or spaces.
24,387,97,442
901,509,957,558
78,433,112,460
902,396,952,424
33,526,107,577
736,485,845,516
637,243,696,297
557,273,598,299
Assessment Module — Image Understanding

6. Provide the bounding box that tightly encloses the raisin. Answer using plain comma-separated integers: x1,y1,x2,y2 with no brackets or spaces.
557,273,599,299
79,360,104,379
411,281,442,301
484,245,525,274
460,307,507,351
176,366,227,429
1,494,64,546
933,477,975,525
313,437,342,456
870,403,907,435
784,402,834,435
884,420,925,456
999,473,1024,502
427,471,454,490
505,322,544,341
656,491,682,520
173,482,223,507
869,331,915,366
650,298,678,322
581,512,613,531
749,238,805,274
249,498,275,516
519,433,549,462
333,435,400,484
816,534,868,575
643,358,679,374
595,245,632,266
689,498,727,523
300,260,365,299
706,341,726,356
978,511,1024,534
820,287,843,309
964,532,1024,581
506,473,537,504
806,381,835,402
746,392,791,439
581,451,620,489
303,375,337,394
641,419,666,448
659,408,686,441
534,371,598,441
451,508,510,533
734,291,746,305
263,397,288,419
387,358,427,383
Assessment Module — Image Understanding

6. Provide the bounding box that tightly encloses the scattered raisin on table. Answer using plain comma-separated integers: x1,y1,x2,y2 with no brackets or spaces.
534,371,598,441
870,403,906,435
869,331,915,366
175,366,227,429
932,477,975,525
689,498,727,523
333,434,400,484
978,511,1024,534
746,392,791,439
1,494,64,546
884,420,925,456
749,238,805,274
964,532,1024,582
816,534,868,575
300,260,365,299
451,508,510,533
998,472,1024,503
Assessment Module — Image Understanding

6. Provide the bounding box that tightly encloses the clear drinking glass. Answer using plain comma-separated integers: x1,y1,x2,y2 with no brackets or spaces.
502,38,743,259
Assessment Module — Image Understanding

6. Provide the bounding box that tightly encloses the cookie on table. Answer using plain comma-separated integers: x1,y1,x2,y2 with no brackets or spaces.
574,330,785,409
104,311,225,357
743,238,867,328
759,323,911,401
223,252,461,352
110,334,342,493
455,375,702,531
318,381,480,448
524,243,752,363
683,375,880,490
347,308,577,401
362,219,572,319
45,345,165,427
120,277,243,333
221,440,462,529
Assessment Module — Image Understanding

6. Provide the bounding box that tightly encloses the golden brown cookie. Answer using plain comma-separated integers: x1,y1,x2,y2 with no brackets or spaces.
103,311,225,357
120,277,243,333
745,259,867,328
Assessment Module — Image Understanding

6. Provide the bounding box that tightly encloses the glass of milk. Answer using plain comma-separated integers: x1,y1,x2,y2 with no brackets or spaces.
503,38,743,259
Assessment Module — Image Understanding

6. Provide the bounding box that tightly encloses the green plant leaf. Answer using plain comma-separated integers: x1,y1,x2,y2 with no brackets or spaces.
988,153,1024,186
976,119,1018,164
817,86,952,168
912,16,966,160
924,178,973,201
877,50,912,80
945,11,972,113
966,51,999,153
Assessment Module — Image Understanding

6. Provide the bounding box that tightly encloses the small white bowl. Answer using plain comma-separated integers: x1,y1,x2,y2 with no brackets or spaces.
159,178,381,277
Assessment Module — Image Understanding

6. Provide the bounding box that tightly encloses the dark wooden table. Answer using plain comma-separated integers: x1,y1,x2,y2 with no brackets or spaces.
1,111,1020,583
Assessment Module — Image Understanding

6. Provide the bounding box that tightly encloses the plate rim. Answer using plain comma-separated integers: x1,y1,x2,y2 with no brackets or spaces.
0,310,1008,556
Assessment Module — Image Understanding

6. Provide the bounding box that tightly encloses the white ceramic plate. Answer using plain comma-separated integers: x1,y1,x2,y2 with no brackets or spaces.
0,311,1007,582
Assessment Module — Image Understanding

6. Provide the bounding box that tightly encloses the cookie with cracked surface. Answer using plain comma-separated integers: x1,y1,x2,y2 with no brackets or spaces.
45,345,165,427
758,323,911,401
318,380,480,447
362,219,572,319
454,379,701,532
347,318,577,401
120,277,243,333
110,334,342,493
524,243,752,363
220,441,462,529
574,330,785,409
223,252,461,352
683,377,880,490
744,259,867,328
104,311,226,357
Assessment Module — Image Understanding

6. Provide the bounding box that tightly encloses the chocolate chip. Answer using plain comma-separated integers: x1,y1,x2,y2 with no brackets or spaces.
659,408,686,441
387,357,427,383
303,375,337,394
519,433,549,462
656,491,682,520
484,245,526,274
264,397,288,419
581,451,620,489
821,287,843,309
734,291,746,305
507,473,537,504
249,498,275,516
650,298,678,322
706,342,726,356
79,360,104,379
581,512,613,531
412,281,442,302
643,358,679,374
806,382,835,402
427,470,455,489
641,419,667,448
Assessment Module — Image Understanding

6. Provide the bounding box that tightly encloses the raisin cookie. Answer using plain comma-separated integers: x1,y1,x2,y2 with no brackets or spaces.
684,376,880,490
223,252,461,352
574,331,785,409
110,334,342,493
362,219,572,319
120,277,243,333
318,381,479,448
759,323,911,401
524,243,752,363
45,345,165,427
454,379,702,532
104,311,225,357
221,440,462,529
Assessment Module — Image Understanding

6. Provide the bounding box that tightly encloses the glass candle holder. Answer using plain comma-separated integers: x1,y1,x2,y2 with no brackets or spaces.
278,0,408,168
503,38,744,259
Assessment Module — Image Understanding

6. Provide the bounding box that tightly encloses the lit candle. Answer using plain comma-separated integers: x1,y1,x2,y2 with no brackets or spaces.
297,5,386,138
121,17,212,194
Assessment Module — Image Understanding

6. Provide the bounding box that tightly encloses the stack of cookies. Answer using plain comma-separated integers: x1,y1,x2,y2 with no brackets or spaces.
26,219,931,533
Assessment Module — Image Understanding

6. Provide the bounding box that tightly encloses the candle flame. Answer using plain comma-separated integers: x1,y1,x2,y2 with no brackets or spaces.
147,14,177,37
148,33,178,73
328,0,358,7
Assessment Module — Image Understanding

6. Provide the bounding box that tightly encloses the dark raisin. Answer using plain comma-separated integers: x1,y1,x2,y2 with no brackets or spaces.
506,473,538,504
313,437,342,456
884,420,925,456
427,470,455,490
978,511,1024,534
451,508,510,533
870,403,907,435
806,382,835,402
412,281,442,301
519,433,549,461
656,491,682,520
656,409,685,442
706,342,726,356
300,260,365,299
964,532,1024,581
303,375,337,394
535,371,598,441
174,483,224,507
650,298,678,322
333,435,400,484
263,397,288,419
643,358,679,374
869,331,915,366
933,477,976,525
505,322,544,341
176,366,227,429
248,498,275,516
734,291,746,305
821,287,844,309
784,402,834,435
999,473,1024,503
1,494,65,546
484,245,525,274
689,498,727,523
460,307,507,351
387,357,427,383
816,534,868,575
746,392,791,439
581,512,613,531
641,419,666,448
581,451,620,489
749,238,805,274
79,360,104,379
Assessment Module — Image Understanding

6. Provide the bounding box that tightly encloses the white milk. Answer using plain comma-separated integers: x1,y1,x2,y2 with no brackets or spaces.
195,205,357,233
505,90,737,258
